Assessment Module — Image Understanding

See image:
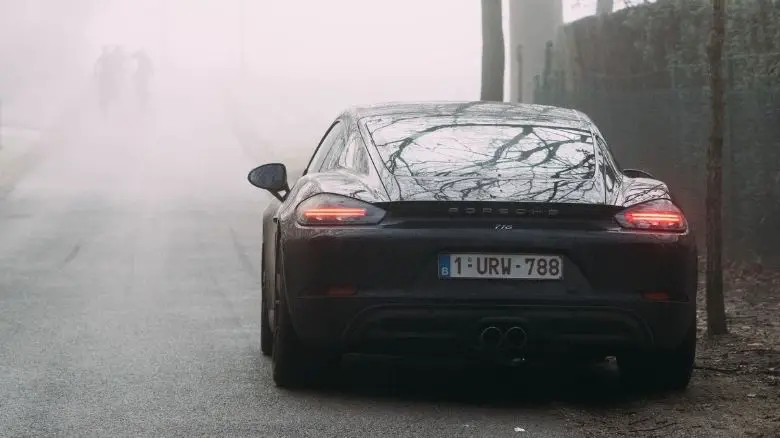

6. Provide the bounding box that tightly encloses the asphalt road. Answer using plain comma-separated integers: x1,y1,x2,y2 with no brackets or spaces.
0,92,623,438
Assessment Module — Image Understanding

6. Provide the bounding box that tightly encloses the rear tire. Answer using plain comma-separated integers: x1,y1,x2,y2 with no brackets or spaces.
272,263,339,389
618,324,696,392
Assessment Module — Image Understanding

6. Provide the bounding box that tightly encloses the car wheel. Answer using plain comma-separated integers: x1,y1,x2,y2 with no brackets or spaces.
618,323,696,392
272,261,339,389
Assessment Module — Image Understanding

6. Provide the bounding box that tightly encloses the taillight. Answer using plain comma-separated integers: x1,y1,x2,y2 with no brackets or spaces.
614,199,687,232
296,193,386,226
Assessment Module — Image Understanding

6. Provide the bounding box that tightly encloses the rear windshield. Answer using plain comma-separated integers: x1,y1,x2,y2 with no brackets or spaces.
363,116,596,180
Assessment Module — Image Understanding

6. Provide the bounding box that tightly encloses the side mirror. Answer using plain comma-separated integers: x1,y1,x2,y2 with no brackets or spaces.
623,168,655,179
248,163,289,201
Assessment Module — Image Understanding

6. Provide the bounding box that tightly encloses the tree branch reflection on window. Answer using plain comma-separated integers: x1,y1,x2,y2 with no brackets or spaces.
365,116,597,181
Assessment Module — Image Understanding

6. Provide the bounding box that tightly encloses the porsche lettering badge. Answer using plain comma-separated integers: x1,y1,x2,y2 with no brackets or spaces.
447,207,560,217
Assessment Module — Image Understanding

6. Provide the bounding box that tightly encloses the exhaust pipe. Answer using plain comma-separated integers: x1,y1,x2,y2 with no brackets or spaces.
503,326,528,349
479,326,503,348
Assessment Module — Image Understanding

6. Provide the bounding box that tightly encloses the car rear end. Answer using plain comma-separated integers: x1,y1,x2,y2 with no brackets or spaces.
282,196,697,362
281,111,697,365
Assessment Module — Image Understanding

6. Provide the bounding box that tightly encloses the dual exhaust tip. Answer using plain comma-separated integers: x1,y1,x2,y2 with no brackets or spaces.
479,326,528,350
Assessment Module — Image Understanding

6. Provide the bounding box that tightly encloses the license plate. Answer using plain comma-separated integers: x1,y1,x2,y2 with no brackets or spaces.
438,253,563,280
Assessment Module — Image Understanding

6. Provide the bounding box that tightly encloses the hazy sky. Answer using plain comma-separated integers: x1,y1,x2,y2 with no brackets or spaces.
85,0,648,110
88,0,642,79
90,1,480,78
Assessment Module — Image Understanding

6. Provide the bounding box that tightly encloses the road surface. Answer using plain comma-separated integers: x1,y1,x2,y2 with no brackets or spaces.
0,88,625,438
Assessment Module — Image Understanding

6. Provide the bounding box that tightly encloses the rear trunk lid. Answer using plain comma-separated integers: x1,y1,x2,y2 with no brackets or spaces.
390,175,606,205
376,176,619,230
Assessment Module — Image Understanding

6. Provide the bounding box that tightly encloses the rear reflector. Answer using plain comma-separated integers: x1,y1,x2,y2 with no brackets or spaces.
327,286,356,297
641,291,671,301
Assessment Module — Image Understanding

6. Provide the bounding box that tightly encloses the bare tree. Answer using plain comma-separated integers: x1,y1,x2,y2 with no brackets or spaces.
706,0,727,335
481,0,504,101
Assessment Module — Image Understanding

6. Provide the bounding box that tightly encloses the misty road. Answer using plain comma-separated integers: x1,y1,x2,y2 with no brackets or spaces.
0,91,601,438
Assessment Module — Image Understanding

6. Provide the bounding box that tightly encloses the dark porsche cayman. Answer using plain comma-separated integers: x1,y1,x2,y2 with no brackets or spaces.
248,101,698,391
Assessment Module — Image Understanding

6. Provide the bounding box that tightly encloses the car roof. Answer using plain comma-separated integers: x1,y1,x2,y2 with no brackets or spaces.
347,101,593,131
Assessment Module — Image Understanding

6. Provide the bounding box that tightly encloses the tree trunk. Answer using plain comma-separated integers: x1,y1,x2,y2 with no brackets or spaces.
706,0,728,336
481,0,504,101
596,0,614,15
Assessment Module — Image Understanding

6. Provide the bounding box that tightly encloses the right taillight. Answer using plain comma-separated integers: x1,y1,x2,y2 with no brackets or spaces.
614,199,688,232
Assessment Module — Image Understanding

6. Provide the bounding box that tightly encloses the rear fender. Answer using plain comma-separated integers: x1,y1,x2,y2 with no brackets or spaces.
617,177,673,207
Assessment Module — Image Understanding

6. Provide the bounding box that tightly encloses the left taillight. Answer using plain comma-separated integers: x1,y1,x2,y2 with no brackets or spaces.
614,199,688,232
296,193,386,226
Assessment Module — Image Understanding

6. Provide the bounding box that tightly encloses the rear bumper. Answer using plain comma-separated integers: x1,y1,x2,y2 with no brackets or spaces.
289,296,695,357
281,224,698,302
280,223,697,358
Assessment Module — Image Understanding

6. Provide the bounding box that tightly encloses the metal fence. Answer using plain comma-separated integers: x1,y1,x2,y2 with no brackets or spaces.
535,76,780,264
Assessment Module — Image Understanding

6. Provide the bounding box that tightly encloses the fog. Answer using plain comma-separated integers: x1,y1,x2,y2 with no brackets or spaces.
0,0,623,184
0,0,493,196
